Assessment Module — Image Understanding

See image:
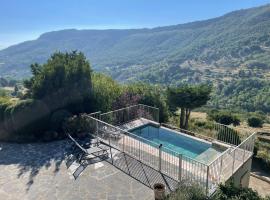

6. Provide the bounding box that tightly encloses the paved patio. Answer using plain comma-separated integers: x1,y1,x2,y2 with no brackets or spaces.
0,140,156,200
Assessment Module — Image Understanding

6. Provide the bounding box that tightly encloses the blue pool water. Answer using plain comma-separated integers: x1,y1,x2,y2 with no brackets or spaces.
130,125,211,159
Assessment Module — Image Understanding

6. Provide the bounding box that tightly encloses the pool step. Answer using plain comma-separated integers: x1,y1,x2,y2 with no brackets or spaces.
196,147,222,164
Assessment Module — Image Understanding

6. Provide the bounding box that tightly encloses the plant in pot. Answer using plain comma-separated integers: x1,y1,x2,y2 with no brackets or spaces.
154,183,165,200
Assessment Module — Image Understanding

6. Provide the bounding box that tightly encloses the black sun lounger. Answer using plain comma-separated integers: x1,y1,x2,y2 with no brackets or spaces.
67,133,109,163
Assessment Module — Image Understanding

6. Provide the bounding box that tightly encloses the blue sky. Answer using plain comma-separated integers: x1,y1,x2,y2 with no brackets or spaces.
1,0,270,49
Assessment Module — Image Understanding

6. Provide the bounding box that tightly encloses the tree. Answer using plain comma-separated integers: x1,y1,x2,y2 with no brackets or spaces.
168,84,211,129
92,73,121,112
248,116,263,128
24,51,92,113
124,83,169,122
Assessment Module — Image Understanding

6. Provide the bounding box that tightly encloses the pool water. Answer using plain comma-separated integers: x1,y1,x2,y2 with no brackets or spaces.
130,125,211,159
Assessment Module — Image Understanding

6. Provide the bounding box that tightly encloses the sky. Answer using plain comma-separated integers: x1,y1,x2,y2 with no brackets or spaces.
1,0,270,49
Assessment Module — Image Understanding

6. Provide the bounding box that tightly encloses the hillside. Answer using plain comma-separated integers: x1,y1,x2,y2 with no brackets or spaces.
0,4,270,84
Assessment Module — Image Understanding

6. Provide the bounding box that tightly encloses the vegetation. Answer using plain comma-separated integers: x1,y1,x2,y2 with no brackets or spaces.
254,140,270,170
1,6,270,114
207,110,240,126
0,52,93,142
212,182,269,200
165,184,206,200
167,84,211,129
166,182,270,200
248,116,264,127
210,78,270,113
0,51,170,142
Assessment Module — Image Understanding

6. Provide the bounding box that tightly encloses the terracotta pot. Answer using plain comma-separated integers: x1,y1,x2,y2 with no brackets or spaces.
153,183,165,200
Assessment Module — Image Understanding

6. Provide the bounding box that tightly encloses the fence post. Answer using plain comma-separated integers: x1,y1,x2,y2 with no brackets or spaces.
127,106,130,122
96,121,99,137
159,144,162,171
123,135,125,152
178,154,182,182
139,141,141,161
219,155,223,183
206,165,209,196
157,108,160,123
232,150,236,175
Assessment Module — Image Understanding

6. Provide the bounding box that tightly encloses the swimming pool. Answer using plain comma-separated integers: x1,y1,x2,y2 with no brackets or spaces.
130,124,212,159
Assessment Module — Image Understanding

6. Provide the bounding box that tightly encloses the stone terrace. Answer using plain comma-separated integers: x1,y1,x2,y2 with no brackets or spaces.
0,140,156,200
0,139,180,200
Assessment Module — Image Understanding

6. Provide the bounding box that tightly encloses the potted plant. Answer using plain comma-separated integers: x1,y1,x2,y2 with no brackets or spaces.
153,183,165,200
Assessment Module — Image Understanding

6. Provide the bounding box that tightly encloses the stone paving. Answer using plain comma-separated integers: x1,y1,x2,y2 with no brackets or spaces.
0,140,154,200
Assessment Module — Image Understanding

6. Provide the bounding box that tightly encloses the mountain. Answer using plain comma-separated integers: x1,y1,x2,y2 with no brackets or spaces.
1,4,270,84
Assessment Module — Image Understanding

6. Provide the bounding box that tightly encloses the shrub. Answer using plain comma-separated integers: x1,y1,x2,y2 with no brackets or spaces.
50,109,72,134
165,184,207,200
208,110,240,126
0,97,14,121
0,99,51,142
213,182,263,200
63,114,95,137
248,116,263,127
24,52,93,115
194,120,207,127
125,83,169,122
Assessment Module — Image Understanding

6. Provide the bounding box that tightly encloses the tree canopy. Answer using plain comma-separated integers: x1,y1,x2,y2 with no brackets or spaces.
168,84,211,128
24,51,92,113
24,51,92,99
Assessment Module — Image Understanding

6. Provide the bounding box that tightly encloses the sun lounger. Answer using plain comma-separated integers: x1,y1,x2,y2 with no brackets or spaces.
67,133,109,163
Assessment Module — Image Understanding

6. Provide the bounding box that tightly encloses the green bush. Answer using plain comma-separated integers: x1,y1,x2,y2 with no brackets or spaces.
63,114,95,137
194,120,207,127
213,182,263,200
50,109,72,134
248,116,263,127
165,184,207,200
0,97,14,121
208,110,240,126
0,99,51,142
125,83,169,122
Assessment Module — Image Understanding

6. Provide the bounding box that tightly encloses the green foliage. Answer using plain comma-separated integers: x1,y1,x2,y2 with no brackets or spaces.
165,184,207,200
0,97,14,121
125,83,169,122
0,99,51,142
208,110,241,126
63,114,94,137
0,52,94,142
168,84,211,128
0,88,7,97
24,51,92,114
50,109,72,134
167,182,268,200
168,84,212,111
248,116,264,127
255,140,270,170
210,78,270,113
213,182,263,200
92,73,121,112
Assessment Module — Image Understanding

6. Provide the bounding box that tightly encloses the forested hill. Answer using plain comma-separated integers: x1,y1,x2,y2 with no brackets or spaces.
1,4,270,84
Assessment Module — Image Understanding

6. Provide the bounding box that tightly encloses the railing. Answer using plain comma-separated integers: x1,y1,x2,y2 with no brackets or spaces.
88,111,101,119
207,131,256,195
86,105,256,196
86,114,209,191
100,104,159,126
